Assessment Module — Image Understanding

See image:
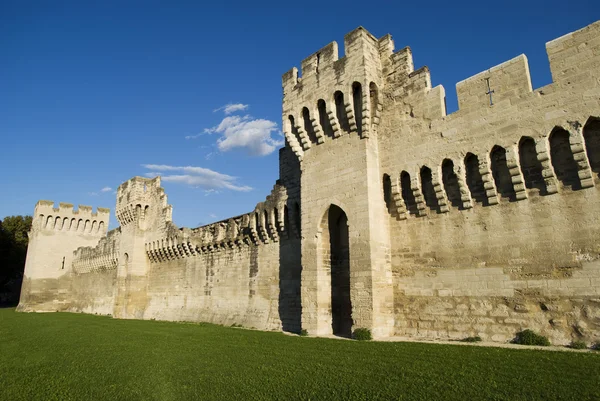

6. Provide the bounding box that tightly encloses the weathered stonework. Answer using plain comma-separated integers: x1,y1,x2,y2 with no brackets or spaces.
18,21,600,344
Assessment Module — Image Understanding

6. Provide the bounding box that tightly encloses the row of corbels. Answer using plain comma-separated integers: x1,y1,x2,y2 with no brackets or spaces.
386,124,596,220
284,82,383,161
72,253,119,274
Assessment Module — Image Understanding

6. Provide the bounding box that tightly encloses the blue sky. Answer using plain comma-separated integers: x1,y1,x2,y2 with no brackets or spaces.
1,1,598,229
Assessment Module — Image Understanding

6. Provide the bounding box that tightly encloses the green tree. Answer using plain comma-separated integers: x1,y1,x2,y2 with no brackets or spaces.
0,215,32,306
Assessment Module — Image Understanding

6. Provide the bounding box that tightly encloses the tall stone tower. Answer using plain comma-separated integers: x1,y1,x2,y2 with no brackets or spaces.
113,176,173,319
18,201,109,311
282,28,394,337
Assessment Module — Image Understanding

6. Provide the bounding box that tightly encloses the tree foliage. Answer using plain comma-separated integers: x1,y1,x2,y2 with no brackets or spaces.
0,215,32,306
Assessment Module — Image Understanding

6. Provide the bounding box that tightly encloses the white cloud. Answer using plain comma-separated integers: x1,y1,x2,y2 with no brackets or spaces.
214,103,249,114
204,115,283,156
141,164,252,192
88,186,113,196
185,103,282,156
209,213,218,219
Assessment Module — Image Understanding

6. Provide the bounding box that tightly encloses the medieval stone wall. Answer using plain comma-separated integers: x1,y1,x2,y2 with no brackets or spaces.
376,21,600,343
17,20,600,345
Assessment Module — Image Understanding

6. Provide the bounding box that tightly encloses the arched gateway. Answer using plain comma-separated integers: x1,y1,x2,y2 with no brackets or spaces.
320,205,352,337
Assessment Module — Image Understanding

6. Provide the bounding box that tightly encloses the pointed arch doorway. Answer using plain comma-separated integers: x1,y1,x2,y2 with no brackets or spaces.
321,204,353,337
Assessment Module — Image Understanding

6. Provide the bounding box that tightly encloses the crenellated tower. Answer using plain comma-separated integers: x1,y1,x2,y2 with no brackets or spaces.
113,176,174,319
18,201,109,311
282,27,395,337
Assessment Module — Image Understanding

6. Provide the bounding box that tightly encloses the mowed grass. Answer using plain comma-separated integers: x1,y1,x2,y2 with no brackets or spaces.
1,309,599,401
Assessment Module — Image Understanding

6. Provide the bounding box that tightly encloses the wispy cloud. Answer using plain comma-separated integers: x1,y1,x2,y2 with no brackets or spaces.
88,186,114,196
214,103,249,114
141,164,252,192
209,213,218,219
186,103,282,156
204,115,283,156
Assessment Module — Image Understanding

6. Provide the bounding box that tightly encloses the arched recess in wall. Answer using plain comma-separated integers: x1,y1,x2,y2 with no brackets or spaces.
400,171,418,216
288,115,302,146
352,82,363,135
317,99,334,138
63,217,69,231
302,107,318,144
263,209,270,238
490,145,516,201
382,174,393,215
334,91,350,133
45,215,53,229
549,127,581,190
441,159,462,209
583,117,600,180
320,204,352,338
98,221,105,232
464,153,488,206
273,207,279,232
369,82,378,126
518,136,546,194
135,204,142,225
420,166,439,213
55,216,62,230
123,253,129,276
283,205,290,237
294,202,301,236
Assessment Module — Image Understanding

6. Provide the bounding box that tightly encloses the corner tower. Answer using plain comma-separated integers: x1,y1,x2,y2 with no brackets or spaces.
282,27,394,337
18,201,109,311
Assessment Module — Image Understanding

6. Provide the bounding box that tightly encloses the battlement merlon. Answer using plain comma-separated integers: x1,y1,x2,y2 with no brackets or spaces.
282,27,405,96
31,200,110,235
546,20,600,83
455,55,532,111
33,201,110,220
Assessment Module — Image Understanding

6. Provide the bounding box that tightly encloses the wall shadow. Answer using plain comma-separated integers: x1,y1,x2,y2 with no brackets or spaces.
278,146,303,334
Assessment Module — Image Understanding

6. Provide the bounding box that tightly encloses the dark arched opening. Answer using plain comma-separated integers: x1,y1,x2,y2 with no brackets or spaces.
583,118,600,180
288,115,302,146
334,91,350,132
549,128,581,190
369,82,378,124
490,145,516,201
401,171,418,216
383,174,393,215
441,159,462,209
464,153,488,206
263,210,270,239
322,205,352,337
420,166,440,213
302,107,318,144
519,137,546,194
317,99,334,138
352,82,363,135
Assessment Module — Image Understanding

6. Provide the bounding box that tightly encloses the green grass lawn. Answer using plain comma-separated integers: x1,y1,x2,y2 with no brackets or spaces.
1,308,599,401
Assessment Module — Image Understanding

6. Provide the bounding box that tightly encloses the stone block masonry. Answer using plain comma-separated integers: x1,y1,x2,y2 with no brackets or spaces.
18,21,600,344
